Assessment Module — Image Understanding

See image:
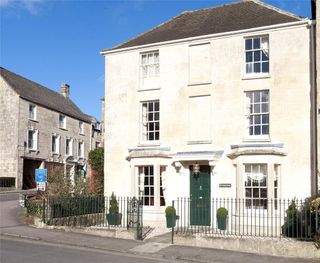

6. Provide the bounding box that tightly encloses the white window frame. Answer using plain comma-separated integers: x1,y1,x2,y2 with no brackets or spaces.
66,138,73,156
51,134,60,154
244,163,268,210
140,50,160,89
78,141,84,158
244,35,269,78
244,90,269,140
59,114,66,129
140,100,160,144
137,165,166,208
79,122,84,135
27,129,38,151
28,104,37,121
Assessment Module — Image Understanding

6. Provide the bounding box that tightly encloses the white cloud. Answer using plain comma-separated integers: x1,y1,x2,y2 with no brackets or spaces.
0,0,45,14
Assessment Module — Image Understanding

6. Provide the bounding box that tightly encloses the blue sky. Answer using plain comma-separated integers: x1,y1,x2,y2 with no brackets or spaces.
0,0,312,119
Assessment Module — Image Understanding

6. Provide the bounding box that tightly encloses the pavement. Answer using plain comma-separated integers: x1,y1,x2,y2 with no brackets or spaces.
0,192,318,263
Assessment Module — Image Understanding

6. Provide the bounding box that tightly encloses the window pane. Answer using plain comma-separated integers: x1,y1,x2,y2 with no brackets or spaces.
253,103,260,113
245,39,252,50
254,115,261,125
148,103,153,112
254,63,261,73
149,132,154,140
253,188,259,198
260,188,267,198
262,51,269,61
155,132,159,140
254,51,261,62
254,126,261,135
246,52,253,62
262,125,269,135
262,115,269,124
253,92,260,103
245,189,251,197
148,113,153,121
253,38,260,49
154,52,159,63
246,63,253,74
261,103,268,113
155,102,159,111
262,62,269,73
261,91,268,102
154,112,159,121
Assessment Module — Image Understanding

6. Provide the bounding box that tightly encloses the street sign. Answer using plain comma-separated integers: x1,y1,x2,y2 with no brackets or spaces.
35,169,47,191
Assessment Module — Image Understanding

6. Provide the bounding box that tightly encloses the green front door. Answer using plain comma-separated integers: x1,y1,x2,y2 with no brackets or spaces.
190,165,211,226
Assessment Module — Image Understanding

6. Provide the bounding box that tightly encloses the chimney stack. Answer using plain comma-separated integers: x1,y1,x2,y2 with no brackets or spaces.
60,83,70,98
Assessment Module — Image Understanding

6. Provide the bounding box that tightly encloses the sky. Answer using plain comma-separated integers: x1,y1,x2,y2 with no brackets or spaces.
0,0,312,120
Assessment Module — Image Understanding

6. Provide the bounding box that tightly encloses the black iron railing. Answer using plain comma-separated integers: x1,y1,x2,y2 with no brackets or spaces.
174,197,319,241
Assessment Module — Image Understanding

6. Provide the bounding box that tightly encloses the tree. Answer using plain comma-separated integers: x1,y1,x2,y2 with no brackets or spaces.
88,147,104,194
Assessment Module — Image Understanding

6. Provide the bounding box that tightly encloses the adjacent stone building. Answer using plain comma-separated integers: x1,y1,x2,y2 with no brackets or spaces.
101,0,317,224
0,67,101,190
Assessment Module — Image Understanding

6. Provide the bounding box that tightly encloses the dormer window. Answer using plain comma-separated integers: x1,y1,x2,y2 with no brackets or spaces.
29,104,36,120
59,114,66,129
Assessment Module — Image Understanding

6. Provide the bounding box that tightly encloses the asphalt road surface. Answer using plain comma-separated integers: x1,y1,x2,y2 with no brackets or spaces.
0,237,175,263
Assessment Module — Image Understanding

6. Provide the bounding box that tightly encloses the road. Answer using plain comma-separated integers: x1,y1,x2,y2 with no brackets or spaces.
0,237,174,263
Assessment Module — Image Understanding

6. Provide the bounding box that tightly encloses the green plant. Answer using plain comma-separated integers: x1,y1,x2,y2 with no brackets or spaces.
217,207,228,218
88,148,104,194
165,206,176,216
109,192,119,214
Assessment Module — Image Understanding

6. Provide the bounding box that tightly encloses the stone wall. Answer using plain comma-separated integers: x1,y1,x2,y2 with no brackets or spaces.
0,77,19,187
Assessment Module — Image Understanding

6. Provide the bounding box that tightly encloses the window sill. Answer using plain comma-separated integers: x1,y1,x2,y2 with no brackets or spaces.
138,87,161,92
187,81,212,87
59,127,67,131
242,74,270,80
138,142,161,147
242,137,271,143
187,140,212,145
28,149,38,153
79,133,85,136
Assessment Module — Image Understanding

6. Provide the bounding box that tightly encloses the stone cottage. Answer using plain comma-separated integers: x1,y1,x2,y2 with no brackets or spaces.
0,67,101,190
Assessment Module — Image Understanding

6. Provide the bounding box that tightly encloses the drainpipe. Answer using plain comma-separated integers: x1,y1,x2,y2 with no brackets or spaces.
309,19,318,196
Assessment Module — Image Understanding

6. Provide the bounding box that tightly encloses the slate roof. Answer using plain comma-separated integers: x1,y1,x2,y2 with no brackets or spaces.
105,0,303,52
0,67,91,123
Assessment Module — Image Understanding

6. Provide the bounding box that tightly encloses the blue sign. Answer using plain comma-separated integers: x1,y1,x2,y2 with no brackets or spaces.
35,169,47,183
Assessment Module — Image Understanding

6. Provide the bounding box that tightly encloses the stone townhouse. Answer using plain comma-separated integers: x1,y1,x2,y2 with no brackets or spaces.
101,0,318,224
0,67,101,190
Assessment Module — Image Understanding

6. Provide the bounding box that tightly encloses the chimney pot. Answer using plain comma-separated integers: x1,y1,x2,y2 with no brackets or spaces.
61,83,70,98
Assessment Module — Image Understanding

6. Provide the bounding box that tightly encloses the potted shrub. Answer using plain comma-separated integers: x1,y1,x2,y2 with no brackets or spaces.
106,192,122,225
165,206,178,228
216,207,228,230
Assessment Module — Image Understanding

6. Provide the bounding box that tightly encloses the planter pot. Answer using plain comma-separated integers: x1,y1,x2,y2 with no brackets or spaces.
106,213,122,225
166,215,177,228
217,216,227,230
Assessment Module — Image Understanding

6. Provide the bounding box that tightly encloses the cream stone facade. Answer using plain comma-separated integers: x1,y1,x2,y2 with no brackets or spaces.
102,1,315,223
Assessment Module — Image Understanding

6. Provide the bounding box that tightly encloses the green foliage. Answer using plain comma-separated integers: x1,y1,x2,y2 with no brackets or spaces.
25,199,43,218
217,207,228,218
109,192,119,214
282,196,319,239
165,206,176,216
88,147,104,194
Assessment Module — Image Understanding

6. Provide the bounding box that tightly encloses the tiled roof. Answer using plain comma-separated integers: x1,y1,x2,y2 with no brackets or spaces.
0,67,91,123
105,0,302,51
